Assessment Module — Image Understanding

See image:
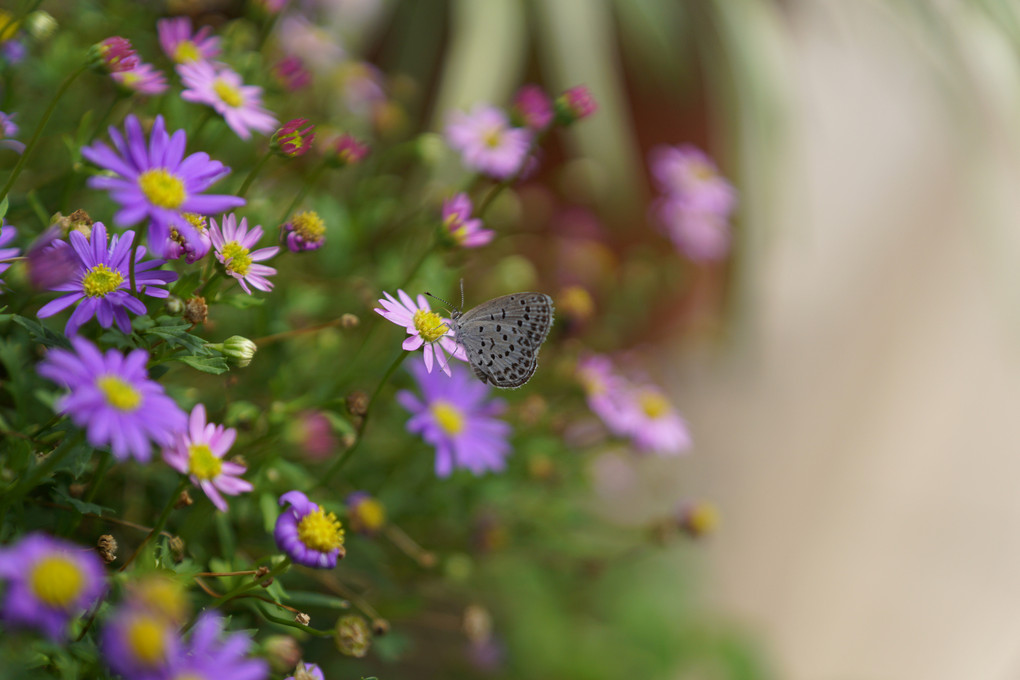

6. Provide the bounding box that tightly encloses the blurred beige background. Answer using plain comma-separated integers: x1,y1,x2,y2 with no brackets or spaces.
670,2,1020,678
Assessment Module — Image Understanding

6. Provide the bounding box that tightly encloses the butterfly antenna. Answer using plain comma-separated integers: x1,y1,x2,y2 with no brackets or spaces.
425,291,455,316
459,278,465,310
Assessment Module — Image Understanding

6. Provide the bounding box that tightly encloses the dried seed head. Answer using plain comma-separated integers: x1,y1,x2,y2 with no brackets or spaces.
97,534,118,564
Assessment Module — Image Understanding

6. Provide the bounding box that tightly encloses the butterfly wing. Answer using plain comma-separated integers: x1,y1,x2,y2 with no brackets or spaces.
456,293,554,388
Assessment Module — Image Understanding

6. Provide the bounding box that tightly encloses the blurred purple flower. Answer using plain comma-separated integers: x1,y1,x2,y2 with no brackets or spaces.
209,213,279,294
179,61,278,140
163,404,251,512
0,111,24,153
164,612,269,680
374,289,467,376
91,36,138,74
441,193,493,248
281,210,326,252
345,491,386,535
272,55,312,92
111,62,168,96
166,213,212,264
272,119,316,159
554,84,597,125
157,16,221,64
649,144,736,214
328,133,369,166
26,226,78,290
101,604,180,679
653,200,731,261
0,222,19,286
512,84,553,131
446,105,530,179
275,490,345,569
340,61,386,117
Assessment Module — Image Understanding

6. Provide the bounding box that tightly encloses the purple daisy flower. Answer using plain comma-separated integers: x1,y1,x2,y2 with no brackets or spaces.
179,61,278,140
0,222,19,286
345,491,386,536
287,661,325,680
374,289,467,376
209,214,279,294
81,114,245,256
653,199,731,261
166,213,212,264
0,533,106,640
397,360,512,477
649,144,736,215
162,612,270,680
441,193,494,248
275,491,346,569
157,16,221,64
576,354,631,434
0,111,25,154
445,105,531,179
281,210,326,252
163,404,251,512
111,61,169,96
616,383,692,456
37,337,187,462
101,603,181,679
36,223,177,336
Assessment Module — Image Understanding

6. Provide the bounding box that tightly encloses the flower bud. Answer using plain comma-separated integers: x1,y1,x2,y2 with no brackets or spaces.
263,636,302,673
554,85,597,126
97,534,118,564
326,133,369,167
271,119,315,158
25,11,57,40
676,501,719,538
88,36,139,74
512,84,553,130
280,210,325,251
335,614,371,657
220,336,257,367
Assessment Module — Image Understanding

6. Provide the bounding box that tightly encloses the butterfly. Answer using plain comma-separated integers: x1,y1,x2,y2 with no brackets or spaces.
429,285,554,388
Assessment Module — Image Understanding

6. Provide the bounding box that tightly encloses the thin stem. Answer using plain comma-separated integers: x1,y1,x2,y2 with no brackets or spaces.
0,62,89,202
236,150,272,199
321,350,409,486
183,556,292,632
279,162,326,224
252,318,345,346
118,477,189,572
83,451,112,504
250,602,333,637
190,108,214,145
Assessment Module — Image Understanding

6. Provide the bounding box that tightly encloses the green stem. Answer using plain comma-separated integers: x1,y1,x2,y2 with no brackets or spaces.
279,162,326,223
237,150,272,199
190,108,214,145
118,477,189,572
250,602,333,637
0,63,88,202
83,451,112,504
321,350,409,486
184,557,292,632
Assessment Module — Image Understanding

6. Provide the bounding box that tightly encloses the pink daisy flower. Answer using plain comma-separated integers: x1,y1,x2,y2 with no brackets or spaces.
209,214,278,294
374,289,467,376
157,17,221,64
441,193,493,248
163,404,251,512
445,105,531,179
111,62,168,96
179,61,278,140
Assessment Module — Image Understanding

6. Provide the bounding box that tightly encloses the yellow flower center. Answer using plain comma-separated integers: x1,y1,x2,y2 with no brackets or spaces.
355,498,386,531
29,556,84,608
96,375,142,412
135,577,188,624
171,674,205,680
213,78,243,108
412,309,448,343
431,400,465,436
297,507,345,552
187,443,222,480
119,71,142,87
173,40,201,63
483,127,503,149
692,161,717,182
221,241,252,276
138,169,186,209
82,263,124,297
126,613,169,666
292,211,325,241
184,212,208,232
0,11,19,43
639,391,670,419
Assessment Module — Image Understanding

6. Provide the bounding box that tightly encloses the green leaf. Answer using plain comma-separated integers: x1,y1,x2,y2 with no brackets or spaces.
52,487,113,516
144,316,208,354
284,590,351,611
171,270,202,298
9,314,69,348
0,195,8,222
175,354,229,374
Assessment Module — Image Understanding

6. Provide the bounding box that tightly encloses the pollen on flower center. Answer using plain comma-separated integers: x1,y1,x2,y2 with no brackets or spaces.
97,375,142,412
213,78,243,108
292,211,325,241
138,168,186,209
126,614,169,665
82,263,124,297
482,127,503,149
296,507,345,552
412,309,449,343
431,400,465,435
691,162,717,182
639,391,669,419
29,556,84,608
221,241,252,276
187,443,222,480
173,40,201,63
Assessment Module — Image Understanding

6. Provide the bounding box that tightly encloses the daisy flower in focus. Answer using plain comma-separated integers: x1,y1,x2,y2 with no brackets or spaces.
374,289,467,376
441,193,493,248
81,115,244,256
157,16,221,64
445,105,530,179
275,490,345,569
36,223,177,336
111,62,168,96
179,61,278,140
37,337,187,462
0,221,19,286
163,404,251,512
398,361,513,477
0,533,106,640
209,214,279,294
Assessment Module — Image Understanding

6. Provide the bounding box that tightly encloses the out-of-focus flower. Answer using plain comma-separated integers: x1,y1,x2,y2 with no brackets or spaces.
274,490,346,569
339,61,386,117
345,491,386,535
557,285,595,328
445,105,530,179
89,36,139,74
0,111,24,153
271,119,316,158
209,214,279,295
440,193,493,248
335,615,370,657
264,636,302,673
36,223,177,336
397,361,512,477
111,62,169,96
278,15,345,73
163,612,269,680
127,574,190,625
0,37,26,65
24,10,56,40
166,213,212,264
554,85,597,125
512,84,553,131
0,11,20,43
0,533,106,640
291,410,336,460
281,210,326,252
576,354,630,434
676,500,719,538
81,114,244,256
287,660,324,680
374,289,467,376
272,55,312,92
37,337,187,462
253,0,289,14
102,605,180,679
327,133,369,167
179,61,278,140
653,201,731,261
157,16,221,64
0,222,19,286
163,404,251,512
26,226,77,290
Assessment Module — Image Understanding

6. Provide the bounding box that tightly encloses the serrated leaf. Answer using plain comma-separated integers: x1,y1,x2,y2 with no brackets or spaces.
220,294,265,309
52,487,113,516
10,315,68,348
175,355,229,374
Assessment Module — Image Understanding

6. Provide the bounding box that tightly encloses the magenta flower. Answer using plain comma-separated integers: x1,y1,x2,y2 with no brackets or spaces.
512,84,553,130
397,360,513,477
649,144,736,214
555,85,597,124
374,289,467,376
26,226,78,290
36,223,177,336
111,62,168,95
272,55,312,92
0,533,106,640
165,213,212,264
0,111,24,153
329,133,369,166
441,193,494,248
653,200,731,261
576,354,631,434
37,337,187,462
157,16,221,64
445,105,531,179
179,61,278,140
0,222,19,286
163,404,251,512
281,210,326,252
209,214,279,294
274,491,346,569
271,119,315,158
91,36,138,74
81,114,245,256
292,410,336,460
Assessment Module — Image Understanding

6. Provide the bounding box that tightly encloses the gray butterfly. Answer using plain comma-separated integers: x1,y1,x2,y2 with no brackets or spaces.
431,288,555,388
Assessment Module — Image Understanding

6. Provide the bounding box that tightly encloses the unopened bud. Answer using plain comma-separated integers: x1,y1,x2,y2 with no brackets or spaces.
165,296,184,315
263,635,302,673
223,336,257,367
335,614,371,657
340,313,359,329
25,11,57,40
97,534,118,564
